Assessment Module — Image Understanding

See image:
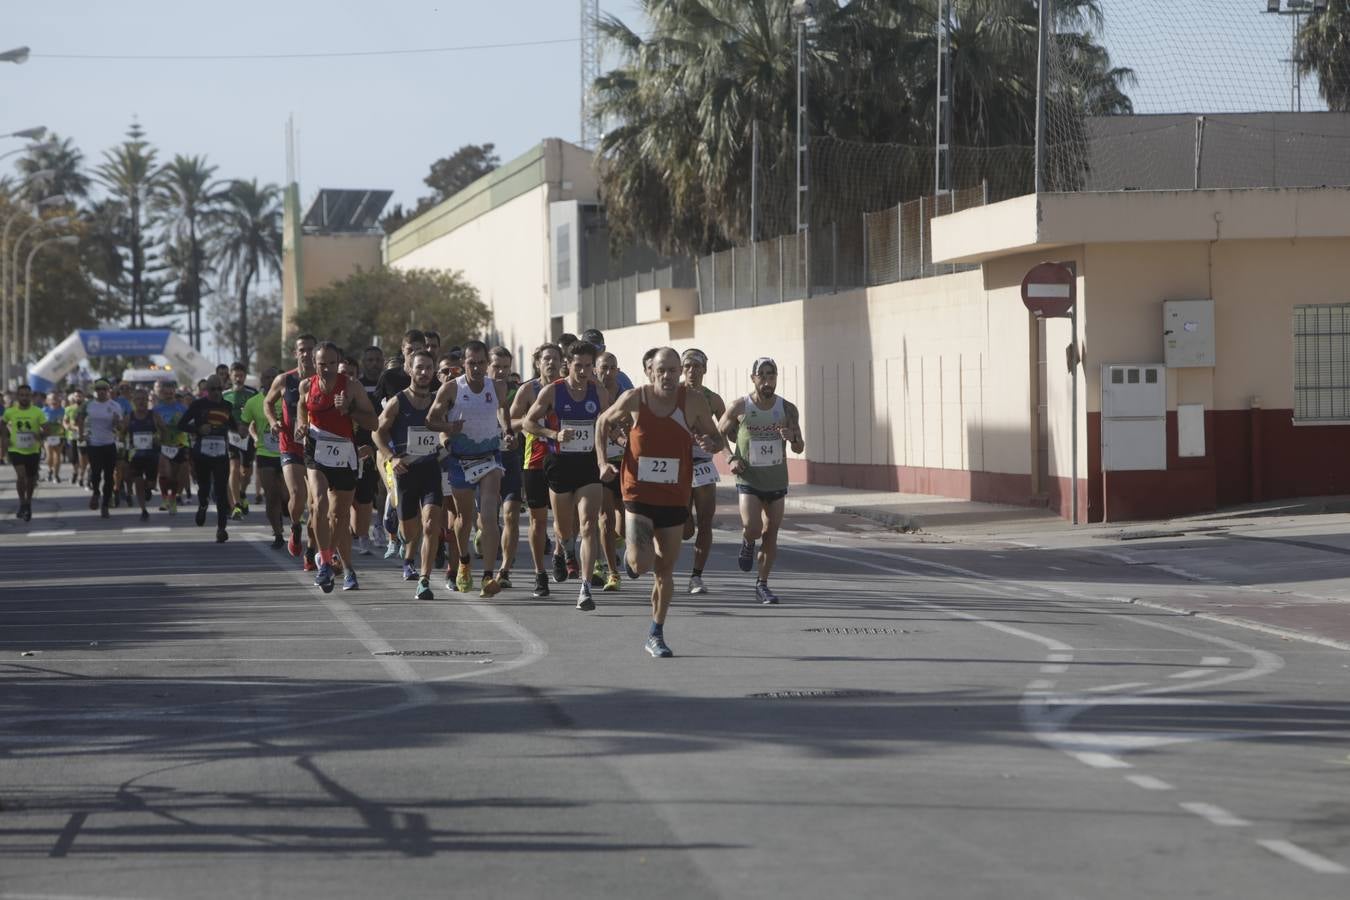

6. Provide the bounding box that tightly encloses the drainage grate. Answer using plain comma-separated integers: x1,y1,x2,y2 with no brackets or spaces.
748,689,891,700
374,649,491,657
803,627,907,635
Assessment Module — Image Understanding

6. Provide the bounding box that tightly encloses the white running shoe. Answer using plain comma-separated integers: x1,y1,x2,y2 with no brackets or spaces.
688,575,708,595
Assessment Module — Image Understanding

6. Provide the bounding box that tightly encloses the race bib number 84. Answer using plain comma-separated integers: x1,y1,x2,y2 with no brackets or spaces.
749,438,784,467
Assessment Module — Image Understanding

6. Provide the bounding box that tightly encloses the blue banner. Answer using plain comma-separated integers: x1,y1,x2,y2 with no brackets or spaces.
78,330,171,357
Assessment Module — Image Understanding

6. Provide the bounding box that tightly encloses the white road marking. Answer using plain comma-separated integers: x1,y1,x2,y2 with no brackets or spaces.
1201,656,1231,666
121,526,171,533
1180,802,1249,827
1027,679,1056,691
1169,668,1216,680
990,554,1006,558
1040,664,1068,674
1070,751,1131,769
1256,839,1349,874
1048,565,1067,572
1083,681,1152,693
1125,774,1174,791
1048,653,1074,662
26,530,75,537
0,637,523,644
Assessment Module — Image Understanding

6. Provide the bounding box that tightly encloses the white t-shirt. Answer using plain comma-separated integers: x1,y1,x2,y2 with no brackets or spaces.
83,399,122,447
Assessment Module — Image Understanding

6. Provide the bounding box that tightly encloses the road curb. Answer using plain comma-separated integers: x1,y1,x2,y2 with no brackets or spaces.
782,495,920,531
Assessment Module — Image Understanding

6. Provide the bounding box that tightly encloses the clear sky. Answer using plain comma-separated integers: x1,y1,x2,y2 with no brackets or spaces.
4,1,647,215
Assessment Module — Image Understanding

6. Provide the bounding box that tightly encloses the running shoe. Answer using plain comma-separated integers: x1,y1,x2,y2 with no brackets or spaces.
354,536,372,556
331,555,344,574
100,503,110,519
342,570,359,591
576,583,596,611
455,563,473,593
139,508,149,522
532,573,550,598
472,529,482,559
270,534,285,550
216,528,228,544
415,577,434,601
591,561,606,587
688,575,708,595
231,505,244,521
480,575,501,598
552,550,567,583
88,493,98,510
289,532,302,557
167,498,177,516
194,505,207,527
497,571,512,589
317,563,335,593
158,501,167,512
240,500,250,516
402,561,417,581
737,539,756,572
645,635,674,658
755,583,779,605
565,556,580,581
303,552,318,573
625,559,639,579
383,538,400,560
603,573,621,592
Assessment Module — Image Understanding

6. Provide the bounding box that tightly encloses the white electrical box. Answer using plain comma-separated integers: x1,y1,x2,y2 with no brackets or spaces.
1102,364,1167,471
1163,299,1215,368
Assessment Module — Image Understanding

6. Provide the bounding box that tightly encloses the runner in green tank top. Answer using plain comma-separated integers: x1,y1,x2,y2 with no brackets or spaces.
718,356,804,605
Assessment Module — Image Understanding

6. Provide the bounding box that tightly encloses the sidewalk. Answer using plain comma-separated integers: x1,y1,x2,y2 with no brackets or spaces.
766,481,1350,651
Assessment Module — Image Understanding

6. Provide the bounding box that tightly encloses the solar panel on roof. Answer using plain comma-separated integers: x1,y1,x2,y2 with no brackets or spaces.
301,189,393,232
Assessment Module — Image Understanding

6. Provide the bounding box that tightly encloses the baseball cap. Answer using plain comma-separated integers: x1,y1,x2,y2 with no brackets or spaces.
681,348,708,367
581,328,605,349
750,356,777,377
93,379,110,389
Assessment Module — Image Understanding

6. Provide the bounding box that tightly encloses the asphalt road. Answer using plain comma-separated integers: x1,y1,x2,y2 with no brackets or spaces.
2,475,1349,899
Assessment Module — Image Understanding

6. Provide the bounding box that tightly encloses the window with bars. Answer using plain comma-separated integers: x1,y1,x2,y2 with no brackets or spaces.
1293,304,1350,421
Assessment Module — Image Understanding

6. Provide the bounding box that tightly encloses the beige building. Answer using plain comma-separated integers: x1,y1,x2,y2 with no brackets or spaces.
594,186,1350,522
382,139,601,366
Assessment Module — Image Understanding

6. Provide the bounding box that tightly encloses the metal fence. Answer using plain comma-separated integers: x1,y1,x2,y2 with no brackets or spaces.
580,183,988,331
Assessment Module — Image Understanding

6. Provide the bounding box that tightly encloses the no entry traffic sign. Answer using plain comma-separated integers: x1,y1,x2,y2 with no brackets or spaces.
1021,262,1076,318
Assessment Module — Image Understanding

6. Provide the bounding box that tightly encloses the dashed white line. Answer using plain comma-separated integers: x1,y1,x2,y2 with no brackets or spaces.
1169,668,1216,680
1083,681,1152,693
26,530,75,537
1048,653,1074,662
1201,656,1230,666
1070,751,1131,769
1040,664,1069,674
1256,839,1349,874
1027,679,1056,692
1179,802,1250,827
1125,774,1174,791
121,526,171,533
1048,565,1067,572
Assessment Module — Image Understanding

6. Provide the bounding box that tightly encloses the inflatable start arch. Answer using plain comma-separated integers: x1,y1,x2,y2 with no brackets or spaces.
27,330,215,392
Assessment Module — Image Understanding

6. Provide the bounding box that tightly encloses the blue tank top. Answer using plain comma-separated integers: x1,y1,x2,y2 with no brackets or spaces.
389,391,432,457
550,379,600,455
126,411,159,458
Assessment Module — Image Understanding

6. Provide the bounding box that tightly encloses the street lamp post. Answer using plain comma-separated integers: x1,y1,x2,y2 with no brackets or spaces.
9,215,71,371
22,234,80,369
792,0,815,300
0,181,60,385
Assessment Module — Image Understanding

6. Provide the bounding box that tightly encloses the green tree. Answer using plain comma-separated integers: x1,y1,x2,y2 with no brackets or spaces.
16,134,90,202
381,143,500,233
293,267,490,354
156,154,225,349
215,178,282,368
94,121,167,327
1299,3,1350,111
594,0,1131,253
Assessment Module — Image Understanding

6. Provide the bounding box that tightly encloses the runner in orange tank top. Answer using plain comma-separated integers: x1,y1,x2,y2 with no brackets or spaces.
597,347,723,658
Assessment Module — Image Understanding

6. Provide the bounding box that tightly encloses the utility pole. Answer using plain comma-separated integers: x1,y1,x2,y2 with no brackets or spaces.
1034,0,1049,193
935,0,954,198
793,2,813,298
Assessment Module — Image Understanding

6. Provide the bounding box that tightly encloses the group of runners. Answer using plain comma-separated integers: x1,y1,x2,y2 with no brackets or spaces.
1,326,805,657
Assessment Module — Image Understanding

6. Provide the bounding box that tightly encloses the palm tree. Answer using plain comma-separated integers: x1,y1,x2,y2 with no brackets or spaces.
156,155,225,349
16,134,90,202
594,0,1132,251
1298,5,1350,111
94,122,164,327
215,179,282,366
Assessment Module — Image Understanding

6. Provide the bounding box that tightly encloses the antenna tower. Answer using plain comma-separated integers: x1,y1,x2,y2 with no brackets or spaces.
579,0,601,148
